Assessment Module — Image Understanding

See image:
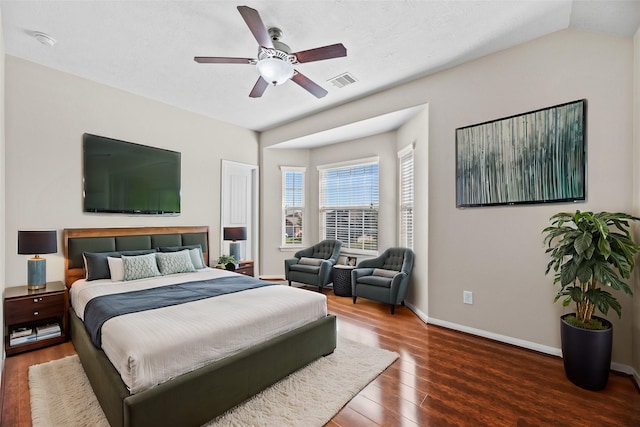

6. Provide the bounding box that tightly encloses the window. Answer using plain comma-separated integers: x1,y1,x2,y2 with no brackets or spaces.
281,167,305,246
398,145,414,249
318,158,379,253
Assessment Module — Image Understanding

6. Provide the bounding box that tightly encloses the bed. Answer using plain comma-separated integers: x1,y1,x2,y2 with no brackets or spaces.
63,226,337,427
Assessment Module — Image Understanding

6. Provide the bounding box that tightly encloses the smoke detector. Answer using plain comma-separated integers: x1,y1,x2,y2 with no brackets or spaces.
33,32,56,47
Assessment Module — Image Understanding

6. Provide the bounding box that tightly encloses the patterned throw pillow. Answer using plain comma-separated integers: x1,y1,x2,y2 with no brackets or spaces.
122,253,161,281
156,250,197,275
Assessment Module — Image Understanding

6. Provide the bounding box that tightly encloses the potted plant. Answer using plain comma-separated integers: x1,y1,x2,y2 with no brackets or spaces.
216,254,237,271
542,210,640,390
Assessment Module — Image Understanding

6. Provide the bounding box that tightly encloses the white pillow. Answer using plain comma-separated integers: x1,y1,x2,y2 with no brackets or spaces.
156,250,197,275
189,248,206,269
298,257,323,266
372,268,399,278
122,253,161,281
107,257,125,282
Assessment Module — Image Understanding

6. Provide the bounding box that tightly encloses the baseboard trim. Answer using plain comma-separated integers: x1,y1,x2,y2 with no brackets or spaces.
404,302,639,386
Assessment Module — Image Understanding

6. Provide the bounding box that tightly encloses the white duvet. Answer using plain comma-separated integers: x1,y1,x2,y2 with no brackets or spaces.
70,268,327,394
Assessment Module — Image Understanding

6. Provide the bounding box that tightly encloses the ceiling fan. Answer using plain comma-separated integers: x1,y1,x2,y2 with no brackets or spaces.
194,5,347,99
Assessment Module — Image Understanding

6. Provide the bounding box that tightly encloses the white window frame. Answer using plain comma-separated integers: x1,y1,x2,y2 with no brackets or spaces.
281,166,306,248
398,144,414,249
318,157,379,255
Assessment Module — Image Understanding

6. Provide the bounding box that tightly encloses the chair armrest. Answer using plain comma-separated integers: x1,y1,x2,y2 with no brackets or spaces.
318,259,334,277
284,257,299,274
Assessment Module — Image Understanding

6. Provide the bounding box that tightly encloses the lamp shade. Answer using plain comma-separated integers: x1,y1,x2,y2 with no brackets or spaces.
223,227,247,241
256,58,294,86
18,230,57,255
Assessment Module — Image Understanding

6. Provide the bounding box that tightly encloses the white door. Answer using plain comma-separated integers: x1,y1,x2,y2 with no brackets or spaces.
221,160,258,270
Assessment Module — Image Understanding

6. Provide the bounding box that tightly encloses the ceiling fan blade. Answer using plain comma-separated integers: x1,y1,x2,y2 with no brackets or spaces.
237,6,274,49
293,43,347,63
249,77,269,98
291,71,328,98
194,57,254,64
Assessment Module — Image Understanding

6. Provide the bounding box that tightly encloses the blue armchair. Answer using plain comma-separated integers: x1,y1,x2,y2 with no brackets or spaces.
284,240,342,292
351,247,414,314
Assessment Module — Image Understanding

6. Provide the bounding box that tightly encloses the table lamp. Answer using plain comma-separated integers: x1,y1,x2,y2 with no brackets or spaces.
223,227,247,263
18,230,57,290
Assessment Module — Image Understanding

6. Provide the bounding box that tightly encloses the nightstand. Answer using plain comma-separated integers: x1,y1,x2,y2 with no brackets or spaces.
4,281,69,356
236,260,254,276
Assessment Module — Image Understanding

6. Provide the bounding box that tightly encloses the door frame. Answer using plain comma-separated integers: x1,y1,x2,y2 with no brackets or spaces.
221,160,259,273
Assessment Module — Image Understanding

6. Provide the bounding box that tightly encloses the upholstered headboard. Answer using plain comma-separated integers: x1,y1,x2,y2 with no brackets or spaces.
63,226,209,287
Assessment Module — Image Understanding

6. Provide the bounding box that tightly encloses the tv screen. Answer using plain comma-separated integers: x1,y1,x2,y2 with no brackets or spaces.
83,133,181,214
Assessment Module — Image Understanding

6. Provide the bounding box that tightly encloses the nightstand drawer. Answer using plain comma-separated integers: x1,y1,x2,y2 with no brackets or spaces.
5,293,65,324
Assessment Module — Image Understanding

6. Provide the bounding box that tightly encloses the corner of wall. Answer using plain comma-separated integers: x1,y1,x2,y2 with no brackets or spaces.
632,25,640,387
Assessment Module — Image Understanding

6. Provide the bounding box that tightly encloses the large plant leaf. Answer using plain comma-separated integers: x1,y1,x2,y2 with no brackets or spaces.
560,261,578,286
574,231,593,256
597,236,611,259
586,288,622,318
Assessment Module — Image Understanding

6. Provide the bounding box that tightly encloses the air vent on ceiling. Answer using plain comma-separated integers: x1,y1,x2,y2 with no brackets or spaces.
327,72,358,88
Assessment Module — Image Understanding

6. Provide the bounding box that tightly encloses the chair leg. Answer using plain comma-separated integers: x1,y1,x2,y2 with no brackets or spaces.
390,304,395,315
318,285,323,293
353,296,357,304
288,280,291,286
401,301,405,306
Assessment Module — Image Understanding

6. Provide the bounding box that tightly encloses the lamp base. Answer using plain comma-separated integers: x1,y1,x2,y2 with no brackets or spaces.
229,242,242,264
27,257,47,290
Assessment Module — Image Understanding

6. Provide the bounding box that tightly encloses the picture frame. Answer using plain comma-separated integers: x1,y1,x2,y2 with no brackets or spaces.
455,99,586,207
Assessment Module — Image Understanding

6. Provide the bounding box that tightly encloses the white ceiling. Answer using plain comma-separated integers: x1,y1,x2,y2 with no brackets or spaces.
1,0,639,143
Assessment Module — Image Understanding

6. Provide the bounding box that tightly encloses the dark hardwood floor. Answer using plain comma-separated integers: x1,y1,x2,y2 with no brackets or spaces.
2,287,639,426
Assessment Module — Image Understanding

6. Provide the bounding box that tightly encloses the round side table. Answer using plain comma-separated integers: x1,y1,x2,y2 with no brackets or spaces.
332,265,355,297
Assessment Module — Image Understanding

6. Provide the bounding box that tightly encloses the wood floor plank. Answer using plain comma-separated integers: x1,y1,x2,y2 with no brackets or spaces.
2,288,639,426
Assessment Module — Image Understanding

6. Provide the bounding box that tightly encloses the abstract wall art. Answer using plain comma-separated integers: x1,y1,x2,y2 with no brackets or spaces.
456,99,586,207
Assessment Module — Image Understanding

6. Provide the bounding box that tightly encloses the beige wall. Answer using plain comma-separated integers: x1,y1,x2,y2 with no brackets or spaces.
397,106,429,316
260,132,398,278
4,56,259,287
633,27,640,380
261,29,636,365
0,8,6,372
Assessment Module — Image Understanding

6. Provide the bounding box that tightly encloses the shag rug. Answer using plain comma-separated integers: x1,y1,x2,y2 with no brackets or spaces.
29,338,398,427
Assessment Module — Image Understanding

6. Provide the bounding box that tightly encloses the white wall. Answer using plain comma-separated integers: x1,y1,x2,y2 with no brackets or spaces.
261,29,636,365
4,56,259,287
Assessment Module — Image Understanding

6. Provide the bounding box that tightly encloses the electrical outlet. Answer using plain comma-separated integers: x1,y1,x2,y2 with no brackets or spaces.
463,291,473,305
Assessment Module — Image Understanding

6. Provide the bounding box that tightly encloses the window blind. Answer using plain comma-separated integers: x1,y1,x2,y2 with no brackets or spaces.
319,161,379,252
282,168,305,246
399,147,414,249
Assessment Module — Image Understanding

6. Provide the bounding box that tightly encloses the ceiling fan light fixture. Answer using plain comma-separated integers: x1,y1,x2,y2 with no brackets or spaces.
256,57,294,86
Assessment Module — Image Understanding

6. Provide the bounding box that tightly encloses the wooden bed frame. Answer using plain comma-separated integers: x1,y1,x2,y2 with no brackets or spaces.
64,226,337,427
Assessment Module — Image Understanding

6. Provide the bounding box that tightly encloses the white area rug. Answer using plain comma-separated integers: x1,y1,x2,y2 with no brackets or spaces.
29,338,398,427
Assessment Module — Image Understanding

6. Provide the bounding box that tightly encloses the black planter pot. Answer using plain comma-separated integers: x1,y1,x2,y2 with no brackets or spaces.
560,313,613,391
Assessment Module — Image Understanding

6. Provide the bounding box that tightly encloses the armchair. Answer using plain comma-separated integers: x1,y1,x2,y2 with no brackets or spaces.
284,240,342,292
351,247,414,314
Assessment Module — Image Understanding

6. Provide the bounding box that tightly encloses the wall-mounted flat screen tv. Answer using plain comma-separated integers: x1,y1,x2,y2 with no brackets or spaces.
83,133,181,215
